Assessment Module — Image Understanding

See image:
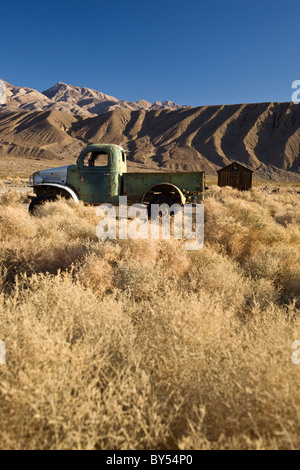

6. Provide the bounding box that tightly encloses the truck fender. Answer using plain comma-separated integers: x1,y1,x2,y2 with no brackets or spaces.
141,183,186,205
31,183,80,202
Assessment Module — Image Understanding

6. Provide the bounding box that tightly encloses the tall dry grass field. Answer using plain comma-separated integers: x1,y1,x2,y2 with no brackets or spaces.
0,185,299,450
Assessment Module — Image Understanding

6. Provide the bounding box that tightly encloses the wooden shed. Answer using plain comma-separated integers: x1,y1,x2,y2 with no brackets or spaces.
217,162,253,190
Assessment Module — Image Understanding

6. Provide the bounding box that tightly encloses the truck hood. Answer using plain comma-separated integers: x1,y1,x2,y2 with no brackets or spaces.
31,166,69,185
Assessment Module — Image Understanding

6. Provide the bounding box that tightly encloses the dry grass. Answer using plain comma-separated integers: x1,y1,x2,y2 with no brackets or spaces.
0,186,299,450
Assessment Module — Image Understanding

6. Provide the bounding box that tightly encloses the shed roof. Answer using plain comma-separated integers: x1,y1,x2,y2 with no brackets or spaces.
217,162,254,173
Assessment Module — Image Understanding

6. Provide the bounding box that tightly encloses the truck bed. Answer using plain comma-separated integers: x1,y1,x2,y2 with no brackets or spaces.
123,172,205,202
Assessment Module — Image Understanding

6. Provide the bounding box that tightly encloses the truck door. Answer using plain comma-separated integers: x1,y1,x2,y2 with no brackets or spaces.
77,150,111,203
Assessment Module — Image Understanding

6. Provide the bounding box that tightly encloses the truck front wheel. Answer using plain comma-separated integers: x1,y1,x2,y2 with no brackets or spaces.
29,196,54,215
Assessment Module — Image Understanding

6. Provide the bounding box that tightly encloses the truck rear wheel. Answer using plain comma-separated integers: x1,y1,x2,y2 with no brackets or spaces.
147,195,179,219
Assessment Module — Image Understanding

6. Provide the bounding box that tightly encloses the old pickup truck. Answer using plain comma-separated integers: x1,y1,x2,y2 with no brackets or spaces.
29,143,205,214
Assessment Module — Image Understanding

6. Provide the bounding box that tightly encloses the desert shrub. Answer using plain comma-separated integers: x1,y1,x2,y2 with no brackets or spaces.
0,187,299,449
0,205,37,239
204,187,300,306
76,245,118,296
0,189,23,206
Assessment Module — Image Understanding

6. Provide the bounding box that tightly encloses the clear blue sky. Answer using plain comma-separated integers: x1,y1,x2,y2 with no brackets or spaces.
1,0,299,106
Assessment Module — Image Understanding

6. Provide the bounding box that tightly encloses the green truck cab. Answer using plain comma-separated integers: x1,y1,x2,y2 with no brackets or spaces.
29,143,205,213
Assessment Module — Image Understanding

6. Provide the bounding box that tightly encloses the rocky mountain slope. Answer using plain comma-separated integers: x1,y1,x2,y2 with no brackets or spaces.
1,100,300,180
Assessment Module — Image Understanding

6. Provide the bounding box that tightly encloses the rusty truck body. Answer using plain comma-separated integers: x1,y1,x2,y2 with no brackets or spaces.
29,143,204,214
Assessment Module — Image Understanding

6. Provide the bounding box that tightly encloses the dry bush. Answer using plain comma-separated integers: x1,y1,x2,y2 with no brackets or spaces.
205,187,300,305
0,205,37,240
0,189,23,206
76,243,120,296
0,187,299,450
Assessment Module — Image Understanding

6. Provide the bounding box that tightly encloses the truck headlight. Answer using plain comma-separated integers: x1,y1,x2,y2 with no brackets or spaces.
33,175,44,184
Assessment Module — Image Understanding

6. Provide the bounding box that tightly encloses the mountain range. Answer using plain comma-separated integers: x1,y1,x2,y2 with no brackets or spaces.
0,80,300,180
1,80,184,115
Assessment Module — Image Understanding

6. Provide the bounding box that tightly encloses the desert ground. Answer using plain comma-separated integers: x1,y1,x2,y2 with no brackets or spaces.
0,182,299,450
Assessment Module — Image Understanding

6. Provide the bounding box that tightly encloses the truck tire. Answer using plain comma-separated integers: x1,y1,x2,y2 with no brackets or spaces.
29,196,53,215
147,195,178,219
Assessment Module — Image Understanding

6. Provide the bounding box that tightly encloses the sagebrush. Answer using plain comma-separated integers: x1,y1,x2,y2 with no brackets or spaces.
0,186,299,450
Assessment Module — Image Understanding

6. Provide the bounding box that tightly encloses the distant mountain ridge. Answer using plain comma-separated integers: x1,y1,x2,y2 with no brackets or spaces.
0,80,184,115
